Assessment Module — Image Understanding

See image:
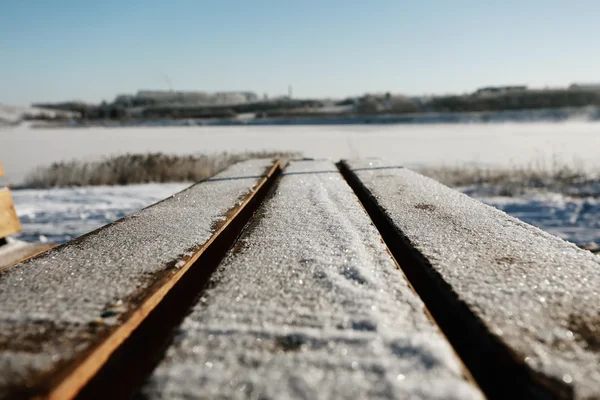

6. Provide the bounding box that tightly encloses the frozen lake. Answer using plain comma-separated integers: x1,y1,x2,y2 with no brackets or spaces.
2,122,600,184
1,122,599,251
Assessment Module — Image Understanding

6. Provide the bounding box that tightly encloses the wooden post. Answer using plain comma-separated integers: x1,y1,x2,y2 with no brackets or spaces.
0,160,55,269
0,161,22,244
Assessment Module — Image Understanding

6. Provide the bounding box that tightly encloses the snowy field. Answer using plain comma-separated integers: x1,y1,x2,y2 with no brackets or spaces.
2,122,600,184
11,184,189,244
1,122,600,250
468,191,600,251
10,183,600,252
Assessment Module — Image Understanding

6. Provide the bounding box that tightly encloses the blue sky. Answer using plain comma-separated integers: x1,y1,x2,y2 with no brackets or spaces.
1,0,599,104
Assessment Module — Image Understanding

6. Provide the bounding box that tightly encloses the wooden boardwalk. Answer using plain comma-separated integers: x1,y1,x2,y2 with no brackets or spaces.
0,159,598,399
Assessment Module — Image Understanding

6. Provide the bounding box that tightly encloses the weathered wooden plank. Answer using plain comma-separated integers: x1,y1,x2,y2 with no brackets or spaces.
0,241,54,271
0,159,281,400
341,158,600,399
141,160,483,400
0,188,21,239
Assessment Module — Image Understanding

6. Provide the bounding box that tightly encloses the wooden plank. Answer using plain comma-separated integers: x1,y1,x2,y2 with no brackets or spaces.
141,160,483,400
0,159,281,400
0,242,55,271
341,159,600,400
0,161,4,177
0,189,21,238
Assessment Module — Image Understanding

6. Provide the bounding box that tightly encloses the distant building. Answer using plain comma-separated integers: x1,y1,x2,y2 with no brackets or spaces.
113,94,134,107
473,86,527,97
115,90,259,106
569,83,600,91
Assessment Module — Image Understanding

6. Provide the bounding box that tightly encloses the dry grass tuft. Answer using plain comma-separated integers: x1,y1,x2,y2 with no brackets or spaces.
25,151,300,188
419,161,600,197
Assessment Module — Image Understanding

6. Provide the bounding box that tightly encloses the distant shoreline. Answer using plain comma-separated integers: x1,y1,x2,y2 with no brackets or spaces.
23,85,600,127
26,106,600,129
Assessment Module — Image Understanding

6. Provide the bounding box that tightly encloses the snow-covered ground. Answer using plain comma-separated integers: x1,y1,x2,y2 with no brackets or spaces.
467,191,600,251
9,181,600,252
0,104,78,125
11,184,189,243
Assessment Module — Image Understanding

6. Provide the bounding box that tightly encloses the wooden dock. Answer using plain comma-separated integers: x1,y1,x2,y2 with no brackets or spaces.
0,158,598,399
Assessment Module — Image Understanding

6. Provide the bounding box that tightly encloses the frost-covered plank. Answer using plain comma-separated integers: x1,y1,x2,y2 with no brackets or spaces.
141,160,482,400
0,159,279,400
342,158,600,399
0,240,53,271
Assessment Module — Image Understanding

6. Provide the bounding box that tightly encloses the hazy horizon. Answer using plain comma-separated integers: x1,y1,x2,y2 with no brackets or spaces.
2,0,600,105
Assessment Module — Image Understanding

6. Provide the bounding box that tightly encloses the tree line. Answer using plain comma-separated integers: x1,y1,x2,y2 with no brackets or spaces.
31,88,600,121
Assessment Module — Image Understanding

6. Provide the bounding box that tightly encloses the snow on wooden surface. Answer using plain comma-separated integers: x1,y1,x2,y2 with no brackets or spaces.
344,158,600,399
142,160,482,400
